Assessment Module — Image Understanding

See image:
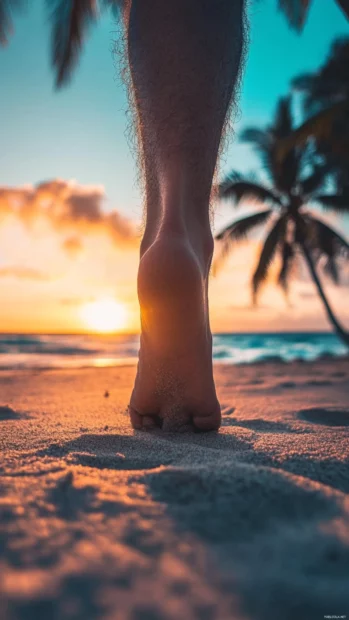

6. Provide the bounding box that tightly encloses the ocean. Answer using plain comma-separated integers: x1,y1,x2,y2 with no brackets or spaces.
0,332,347,369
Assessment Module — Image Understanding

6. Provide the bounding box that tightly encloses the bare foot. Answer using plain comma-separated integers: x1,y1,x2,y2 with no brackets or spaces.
129,232,221,432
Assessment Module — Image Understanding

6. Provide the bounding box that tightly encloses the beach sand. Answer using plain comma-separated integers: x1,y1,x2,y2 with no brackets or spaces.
1,359,349,620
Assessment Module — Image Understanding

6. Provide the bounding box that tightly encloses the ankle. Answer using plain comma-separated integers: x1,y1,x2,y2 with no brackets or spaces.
142,205,213,263
138,235,203,304
165,216,214,273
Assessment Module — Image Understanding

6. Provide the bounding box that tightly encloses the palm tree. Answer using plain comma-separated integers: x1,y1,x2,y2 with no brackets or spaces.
216,97,349,346
285,38,349,193
2,1,348,87
0,0,121,88
277,0,349,31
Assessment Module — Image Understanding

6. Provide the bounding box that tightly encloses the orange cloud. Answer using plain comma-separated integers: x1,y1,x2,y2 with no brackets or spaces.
0,266,51,281
60,297,96,306
0,180,138,247
62,235,84,257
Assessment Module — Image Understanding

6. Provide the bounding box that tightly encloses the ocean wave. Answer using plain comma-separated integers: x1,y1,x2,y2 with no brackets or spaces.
0,333,347,369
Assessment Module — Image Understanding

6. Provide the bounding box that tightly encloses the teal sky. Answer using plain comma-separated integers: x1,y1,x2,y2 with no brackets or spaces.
1,0,348,221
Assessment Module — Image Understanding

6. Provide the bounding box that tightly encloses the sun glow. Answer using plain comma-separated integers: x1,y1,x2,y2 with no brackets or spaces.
80,298,128,333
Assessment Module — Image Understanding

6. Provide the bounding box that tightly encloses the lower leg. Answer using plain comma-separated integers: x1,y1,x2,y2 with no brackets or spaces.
127,0,245,431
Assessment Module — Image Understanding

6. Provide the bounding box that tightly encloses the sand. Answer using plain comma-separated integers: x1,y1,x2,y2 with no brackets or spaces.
0,359,349,620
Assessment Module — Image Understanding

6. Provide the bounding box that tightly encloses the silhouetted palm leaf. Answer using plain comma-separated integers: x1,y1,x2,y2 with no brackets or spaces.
314,193,349,213
239,128,271,151
219,175,282,208
293,38,349,112
285,40,349,185
324,256,340,284
301,213,349,284
337,0,349,20
306,214,349,259
277,240,296,292
49,0,98,87
300,165,328,196
1,0,122,85
239,127,277,183
216,210,273,242
0,0,25,44
278,0,311,31
215,209,273,272
292,72,315,96
305,100,347,139
277,101,349,161
272,96,294,138
241,98,302,194
252,214,288,302
278,0,349,31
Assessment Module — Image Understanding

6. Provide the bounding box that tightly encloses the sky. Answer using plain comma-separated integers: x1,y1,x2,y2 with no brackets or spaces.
0,0,348,334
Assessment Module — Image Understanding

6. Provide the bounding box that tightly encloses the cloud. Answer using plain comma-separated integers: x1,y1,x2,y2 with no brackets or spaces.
62,235,84,257
60,296,95,306
0,266,51,281
0,180,138,247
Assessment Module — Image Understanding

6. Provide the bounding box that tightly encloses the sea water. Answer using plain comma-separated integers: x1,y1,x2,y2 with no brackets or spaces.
0,332,346,369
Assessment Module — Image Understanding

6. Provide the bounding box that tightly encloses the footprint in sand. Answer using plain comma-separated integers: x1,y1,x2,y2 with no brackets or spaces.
60,434,174,471
297,407,349,427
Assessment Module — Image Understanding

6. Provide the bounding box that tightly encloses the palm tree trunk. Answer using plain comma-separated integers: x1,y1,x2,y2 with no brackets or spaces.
299,238,349,348
336,0,349,21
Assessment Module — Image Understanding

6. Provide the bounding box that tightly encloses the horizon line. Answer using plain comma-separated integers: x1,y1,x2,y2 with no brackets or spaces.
0,330,338,337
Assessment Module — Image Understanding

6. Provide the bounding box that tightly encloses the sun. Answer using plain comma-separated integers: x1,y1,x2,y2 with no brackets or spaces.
80,298,128,333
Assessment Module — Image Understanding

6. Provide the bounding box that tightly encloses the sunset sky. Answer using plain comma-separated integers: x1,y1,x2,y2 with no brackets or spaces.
0,0,348,334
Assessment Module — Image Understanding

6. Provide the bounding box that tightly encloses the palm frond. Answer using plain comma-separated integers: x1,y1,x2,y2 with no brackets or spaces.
277,100,349,161
272,96,294,138
240,99,299,189
271,97,302,193
294,37,349,111
216,210,273,242
0,0,25,45
336,0,349,21
214,209,273,273
252,214,288,302
239,128,271,150
306,214,349,257
324,256,339,284
49,0,98,88
219,174,282,208
314,194,349,214
277,241,295,293
239,128,277,184
278,0,311,32
300,165,328,196
292,72,316,93
304,214,349,283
